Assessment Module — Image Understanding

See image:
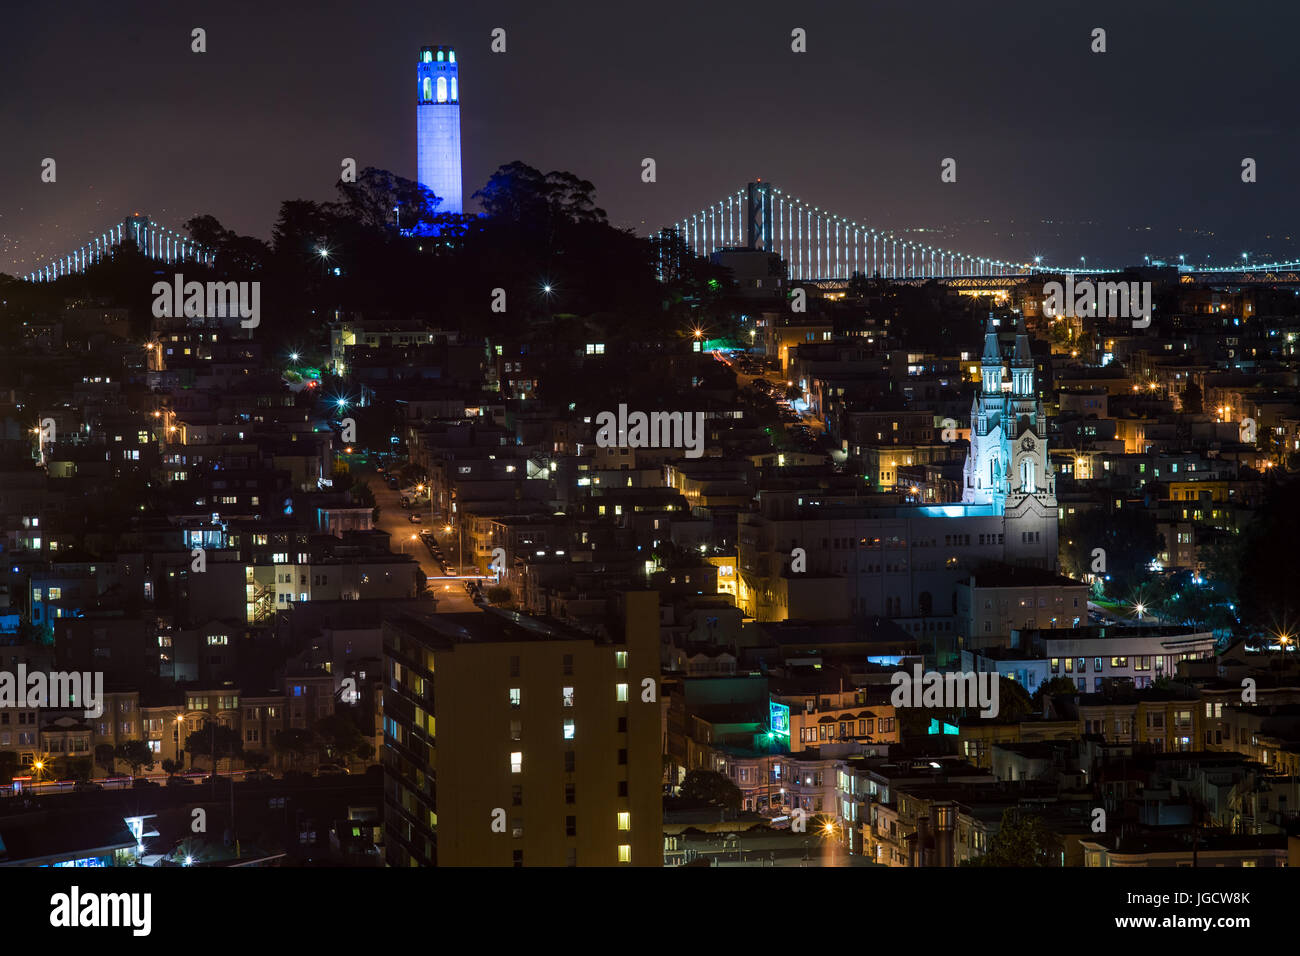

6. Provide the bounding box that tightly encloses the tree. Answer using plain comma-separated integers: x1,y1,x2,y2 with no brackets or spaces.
1238,473,1300,635
1032,676,1081,710
161,758,181,777
1059,506,1162,596
472,162,606,229
315,713,369,763
962,809,1062,866
348,481,376,511
243,750,270,772
997,676,1034,721
15,618,53,646
1181,380,1203,414
94,743,117,777
184,722,243,775
272,728,316,769
53,756,92,781
678,769,742,811
115,740,155,777
183,213,270,274
486,585,513,606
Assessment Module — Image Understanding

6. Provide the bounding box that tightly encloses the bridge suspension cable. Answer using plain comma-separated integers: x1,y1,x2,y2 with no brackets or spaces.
24,214,214,283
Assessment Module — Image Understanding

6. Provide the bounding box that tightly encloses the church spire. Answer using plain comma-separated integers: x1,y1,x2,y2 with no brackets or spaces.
981,313,1001,364
1013,315,1032,365
1011,315,1034,396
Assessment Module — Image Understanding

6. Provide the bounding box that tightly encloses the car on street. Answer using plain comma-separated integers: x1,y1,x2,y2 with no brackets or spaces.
409,513,422,523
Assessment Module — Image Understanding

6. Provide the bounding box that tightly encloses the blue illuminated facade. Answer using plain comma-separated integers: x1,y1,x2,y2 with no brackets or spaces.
416,45,462,216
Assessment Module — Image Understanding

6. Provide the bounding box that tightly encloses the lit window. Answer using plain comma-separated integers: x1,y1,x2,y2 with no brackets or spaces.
563,720,575,740
615,651,628,669
509,688,521,708
617,812,631,830
617,845,631,863
616,683,628,702
510,752,522,774
562,687,574,707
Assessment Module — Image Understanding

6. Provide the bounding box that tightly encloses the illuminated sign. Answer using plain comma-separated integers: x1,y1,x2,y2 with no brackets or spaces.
769,701,790,738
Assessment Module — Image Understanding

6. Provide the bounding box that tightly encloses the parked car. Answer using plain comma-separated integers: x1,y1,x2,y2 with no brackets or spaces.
132,778,159,789
316,764,351,777
409,513,422,523
73,780,103,793
244,770,274,783
166,775,195,787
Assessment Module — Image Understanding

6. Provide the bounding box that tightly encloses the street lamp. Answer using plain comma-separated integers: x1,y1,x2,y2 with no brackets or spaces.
822,820,839,866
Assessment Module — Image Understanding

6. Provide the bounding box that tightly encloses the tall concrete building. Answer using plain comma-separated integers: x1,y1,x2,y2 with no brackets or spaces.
383,593,662,866
416,45,462,216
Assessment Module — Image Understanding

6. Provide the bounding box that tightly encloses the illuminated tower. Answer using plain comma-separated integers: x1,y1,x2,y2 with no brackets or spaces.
416,45,462,216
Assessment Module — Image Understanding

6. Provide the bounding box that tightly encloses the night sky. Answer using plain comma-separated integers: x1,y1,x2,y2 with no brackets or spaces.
4,0,1299,275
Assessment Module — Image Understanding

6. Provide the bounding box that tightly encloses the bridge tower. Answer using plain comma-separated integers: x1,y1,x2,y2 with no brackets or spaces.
745,181,772,252
416,45,463,216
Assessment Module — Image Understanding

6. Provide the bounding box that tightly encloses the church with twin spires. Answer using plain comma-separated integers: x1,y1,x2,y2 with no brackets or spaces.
962,313,1058,563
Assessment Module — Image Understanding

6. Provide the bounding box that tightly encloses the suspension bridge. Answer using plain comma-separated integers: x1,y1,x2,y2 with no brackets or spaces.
668,181,1300,286
23,213,213,283
20,189,1300,287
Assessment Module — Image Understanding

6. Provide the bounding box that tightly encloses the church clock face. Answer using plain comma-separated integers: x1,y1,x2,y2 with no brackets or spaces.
1020,436,1036,453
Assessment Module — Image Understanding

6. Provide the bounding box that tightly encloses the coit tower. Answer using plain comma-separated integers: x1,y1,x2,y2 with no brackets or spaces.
416,45,462,215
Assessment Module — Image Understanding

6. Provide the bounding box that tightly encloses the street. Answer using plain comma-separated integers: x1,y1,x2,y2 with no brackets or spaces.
363,469,481,614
